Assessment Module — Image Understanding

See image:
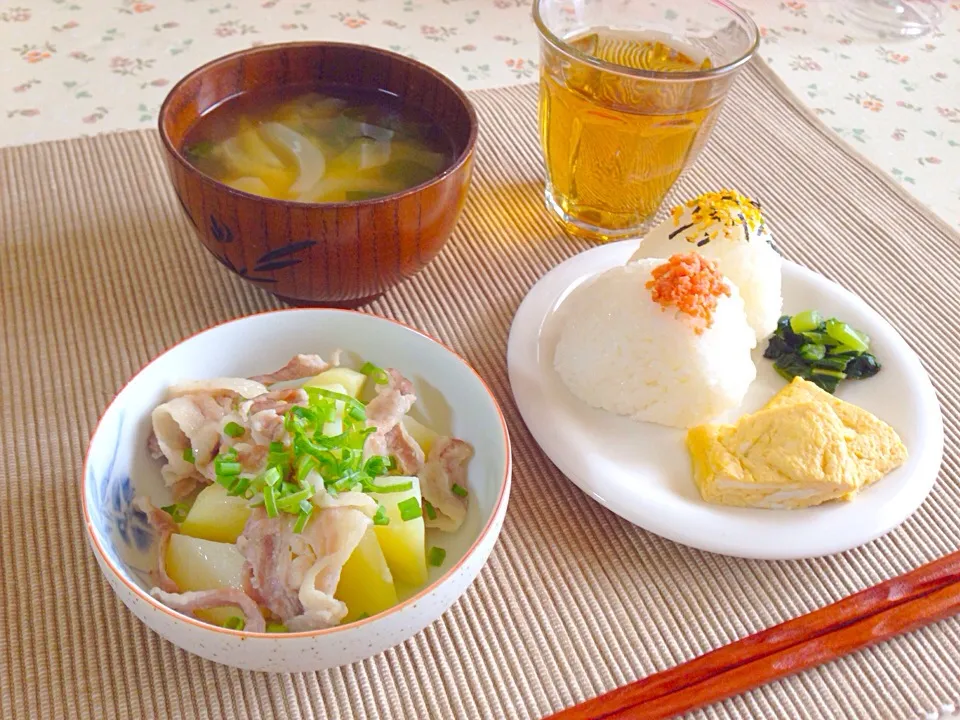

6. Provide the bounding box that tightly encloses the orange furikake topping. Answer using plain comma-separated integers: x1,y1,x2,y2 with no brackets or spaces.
645,253,731,334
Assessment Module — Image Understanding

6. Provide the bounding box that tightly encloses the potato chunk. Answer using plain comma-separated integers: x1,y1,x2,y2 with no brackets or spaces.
179,483,251,544
335,526,398,623
165,534,247,625
304,367,367,398
402,416,438,456
370,477,428,588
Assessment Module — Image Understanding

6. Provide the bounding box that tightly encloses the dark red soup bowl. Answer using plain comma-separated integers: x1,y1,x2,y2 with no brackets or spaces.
159,42,478,306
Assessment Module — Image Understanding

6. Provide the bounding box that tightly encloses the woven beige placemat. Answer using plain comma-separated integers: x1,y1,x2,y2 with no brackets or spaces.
2,59,959,720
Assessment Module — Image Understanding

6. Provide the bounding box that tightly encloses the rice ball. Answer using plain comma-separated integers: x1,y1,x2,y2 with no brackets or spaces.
554,254,756,429
629,190,781,342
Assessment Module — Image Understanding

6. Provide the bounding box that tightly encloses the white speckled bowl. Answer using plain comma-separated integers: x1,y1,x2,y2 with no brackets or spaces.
82,309,511,672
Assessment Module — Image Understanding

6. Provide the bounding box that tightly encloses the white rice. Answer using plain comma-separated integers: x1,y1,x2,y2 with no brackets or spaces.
629,208,781,342
554,260,756,429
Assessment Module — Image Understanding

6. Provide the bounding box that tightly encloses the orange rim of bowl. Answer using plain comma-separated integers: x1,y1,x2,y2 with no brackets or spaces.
532,0,760,82
81,307,512,639
157,41,479,208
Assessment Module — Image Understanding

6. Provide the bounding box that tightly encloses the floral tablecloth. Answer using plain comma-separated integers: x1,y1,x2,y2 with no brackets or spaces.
1,1,957,227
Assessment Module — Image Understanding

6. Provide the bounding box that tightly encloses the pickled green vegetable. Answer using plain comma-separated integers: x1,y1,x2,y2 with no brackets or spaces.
763,311,881,393
789,310,823,334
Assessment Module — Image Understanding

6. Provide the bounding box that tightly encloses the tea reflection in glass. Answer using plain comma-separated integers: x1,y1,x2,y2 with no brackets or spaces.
534,0,759,242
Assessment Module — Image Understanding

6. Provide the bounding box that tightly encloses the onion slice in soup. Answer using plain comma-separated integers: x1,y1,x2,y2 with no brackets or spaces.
355,138,392,171
358,122,395,143
259,122,327,195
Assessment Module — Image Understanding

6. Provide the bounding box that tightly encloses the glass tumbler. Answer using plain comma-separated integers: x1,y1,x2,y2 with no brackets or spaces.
534,0,759,242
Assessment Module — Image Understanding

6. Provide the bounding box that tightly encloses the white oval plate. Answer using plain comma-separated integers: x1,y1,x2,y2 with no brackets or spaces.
508,241,943,559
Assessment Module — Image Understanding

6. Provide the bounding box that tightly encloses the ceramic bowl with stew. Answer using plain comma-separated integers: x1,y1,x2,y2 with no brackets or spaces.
82,309,512,672
158,43,478,307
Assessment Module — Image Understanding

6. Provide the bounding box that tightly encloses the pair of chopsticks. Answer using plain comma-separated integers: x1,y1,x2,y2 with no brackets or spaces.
549,551,960,720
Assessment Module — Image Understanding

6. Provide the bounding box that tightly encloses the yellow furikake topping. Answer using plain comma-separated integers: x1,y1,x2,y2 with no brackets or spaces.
667,189,766,247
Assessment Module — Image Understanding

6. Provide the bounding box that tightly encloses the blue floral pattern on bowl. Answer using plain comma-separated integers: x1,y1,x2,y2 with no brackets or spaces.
85,409,155,588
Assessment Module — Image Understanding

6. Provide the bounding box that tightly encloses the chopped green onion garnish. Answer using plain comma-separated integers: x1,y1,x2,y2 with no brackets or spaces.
451,483,468,498
223,421,245,438
261,466,282,488
397,497,422,522
291,405,314,423
293,503,313,533
363,455,390,477
181,448,195,463
228,476,251,497
215,461,242,477
427,547,446,567
360,361,389,385
369,479,414,494
276,488,313,513
284,412,305,434
269,441,284,453
322,404,338,423
296,455,319,484
220,447,238,461
340,447,360,465
347,405,366,422
267,451,290,472
311,431,349,448
372,504,390,526
423,498,437,521
266,622,287,633
307,386,365,410
295,435,339,463
223,616,245,631
333,474,363,493
160,503,188,524
264,484,278,518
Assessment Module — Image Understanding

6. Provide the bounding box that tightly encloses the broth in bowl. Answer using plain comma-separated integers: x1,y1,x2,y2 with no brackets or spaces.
182,83,456,203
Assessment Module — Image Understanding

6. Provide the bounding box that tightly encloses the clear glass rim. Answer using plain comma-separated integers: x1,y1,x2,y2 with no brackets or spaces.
532,0,760,81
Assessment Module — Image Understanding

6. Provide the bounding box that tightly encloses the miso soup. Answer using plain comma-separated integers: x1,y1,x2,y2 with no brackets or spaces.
181,83,456,203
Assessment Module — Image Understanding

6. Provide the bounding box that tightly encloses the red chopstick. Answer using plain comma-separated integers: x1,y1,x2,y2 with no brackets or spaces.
549,551,960,720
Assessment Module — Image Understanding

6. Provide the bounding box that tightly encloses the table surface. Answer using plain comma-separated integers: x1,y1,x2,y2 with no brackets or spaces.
0,0,957,230
1,2,958,719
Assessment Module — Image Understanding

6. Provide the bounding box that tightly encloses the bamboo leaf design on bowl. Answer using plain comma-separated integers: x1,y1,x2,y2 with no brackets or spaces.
254,240,318,272
210,214,234,244
207,217,317,284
